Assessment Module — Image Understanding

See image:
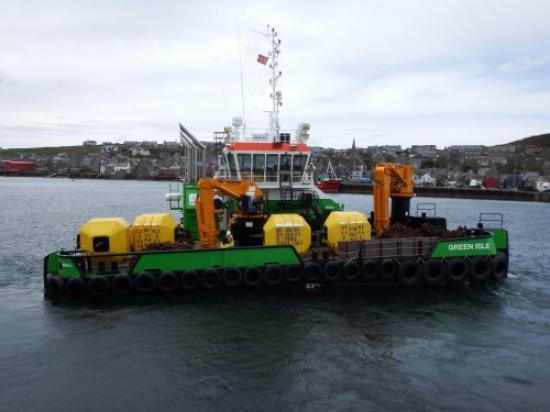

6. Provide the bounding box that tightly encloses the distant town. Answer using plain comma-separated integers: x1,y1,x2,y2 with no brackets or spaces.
1,133,549,191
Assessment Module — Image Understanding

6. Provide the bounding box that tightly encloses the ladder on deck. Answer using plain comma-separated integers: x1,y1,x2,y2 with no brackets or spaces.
279,170,293,200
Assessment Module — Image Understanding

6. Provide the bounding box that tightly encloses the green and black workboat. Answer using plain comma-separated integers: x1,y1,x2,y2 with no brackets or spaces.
43,27,509,300
43,165,509,300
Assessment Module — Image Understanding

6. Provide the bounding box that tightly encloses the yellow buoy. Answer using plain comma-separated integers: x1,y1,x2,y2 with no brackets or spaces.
263,214,311,256
323,211,371,254
132,213,177,251
79,217,131,262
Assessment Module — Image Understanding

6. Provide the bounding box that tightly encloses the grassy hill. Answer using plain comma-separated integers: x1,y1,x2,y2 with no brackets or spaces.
506,133,550,148
1,145,100,156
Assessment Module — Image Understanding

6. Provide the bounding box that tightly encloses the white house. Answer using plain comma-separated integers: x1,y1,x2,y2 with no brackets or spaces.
130,147,151,157
420,173,436,187
469,179,481,188
114,161,131,174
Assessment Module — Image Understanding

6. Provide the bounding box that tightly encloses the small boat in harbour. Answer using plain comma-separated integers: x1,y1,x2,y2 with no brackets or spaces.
316,161,341,193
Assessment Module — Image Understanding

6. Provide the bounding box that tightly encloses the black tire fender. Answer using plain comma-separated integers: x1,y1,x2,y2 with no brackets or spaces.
362,259,379,280
135,271,157,293
398,259,422,287
265,265,284,286
447,258,469,284
65,277,86,297
88,275,110,296
343,259,361,281
491,253,507,281
380,258,398,281
46,274,65,297
423,259,447,285
323,261,341,282
222,267,242,287
469,256,491,283
180,270,200,291
158,271,179,292
112,273,133,294
243,266,263,287
304,262,322,282
202,268,222,289
284,264,302,283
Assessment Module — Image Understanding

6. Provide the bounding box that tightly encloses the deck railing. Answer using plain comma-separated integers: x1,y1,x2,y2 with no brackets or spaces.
338,237,439,260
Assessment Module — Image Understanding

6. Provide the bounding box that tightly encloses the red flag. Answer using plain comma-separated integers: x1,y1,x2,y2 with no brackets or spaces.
256,54,268,65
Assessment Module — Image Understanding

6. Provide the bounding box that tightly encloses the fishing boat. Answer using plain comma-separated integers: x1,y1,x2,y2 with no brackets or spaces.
316,161,341,193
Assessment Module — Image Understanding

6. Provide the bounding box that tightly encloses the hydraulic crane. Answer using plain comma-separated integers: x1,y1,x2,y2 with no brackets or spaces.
372,163,415,236
195,178,264,248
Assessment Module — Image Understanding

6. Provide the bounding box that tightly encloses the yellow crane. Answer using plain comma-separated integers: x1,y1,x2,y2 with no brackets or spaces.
195,178,264,248
373,163,415,236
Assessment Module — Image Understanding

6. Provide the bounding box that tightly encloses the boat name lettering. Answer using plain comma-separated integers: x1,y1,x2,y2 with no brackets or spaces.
448,242,492,251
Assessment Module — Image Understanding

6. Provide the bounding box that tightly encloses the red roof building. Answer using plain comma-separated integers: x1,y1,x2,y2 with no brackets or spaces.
2,160,36,171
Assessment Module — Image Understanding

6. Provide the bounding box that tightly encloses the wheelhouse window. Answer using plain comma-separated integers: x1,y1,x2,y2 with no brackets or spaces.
280,154,291,171
292,154,307,182
252,154,266,182
280,154,291,184
237,153,252,180
266,154,279,182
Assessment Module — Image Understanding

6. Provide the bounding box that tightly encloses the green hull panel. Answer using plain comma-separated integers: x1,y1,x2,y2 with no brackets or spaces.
486,228,508,251
56,255,82,278
131,246,301,274
46,252,59,274
430,236,497,258
48,246,302,279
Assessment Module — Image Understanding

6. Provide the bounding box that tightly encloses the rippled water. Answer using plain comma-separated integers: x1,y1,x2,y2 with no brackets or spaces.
1,177,549,411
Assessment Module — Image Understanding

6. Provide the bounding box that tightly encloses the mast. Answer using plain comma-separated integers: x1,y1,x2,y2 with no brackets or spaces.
258,25,282,143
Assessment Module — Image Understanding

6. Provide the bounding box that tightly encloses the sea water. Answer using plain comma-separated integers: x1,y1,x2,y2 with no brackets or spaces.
1,177,549,411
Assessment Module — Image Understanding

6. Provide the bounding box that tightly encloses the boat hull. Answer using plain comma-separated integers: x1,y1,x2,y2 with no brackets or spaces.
43,229,509,300
317,179,341,193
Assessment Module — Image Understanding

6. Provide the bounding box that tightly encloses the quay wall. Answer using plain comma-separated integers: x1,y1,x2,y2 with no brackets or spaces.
339,183,550,202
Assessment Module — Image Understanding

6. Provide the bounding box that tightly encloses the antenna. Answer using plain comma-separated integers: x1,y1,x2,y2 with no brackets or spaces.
253,24,282,143
236,21,246,136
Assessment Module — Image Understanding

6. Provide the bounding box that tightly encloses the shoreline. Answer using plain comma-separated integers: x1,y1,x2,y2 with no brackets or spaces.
0,171,180,181
339,182,550,202
2,173,549,202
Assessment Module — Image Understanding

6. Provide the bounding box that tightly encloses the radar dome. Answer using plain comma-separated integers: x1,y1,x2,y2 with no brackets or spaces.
232,116,243,128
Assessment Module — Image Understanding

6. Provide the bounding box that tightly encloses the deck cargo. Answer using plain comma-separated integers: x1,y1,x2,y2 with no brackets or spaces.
132,213,177,251
263,214,311,256
78,217,131,264
324,211,371,255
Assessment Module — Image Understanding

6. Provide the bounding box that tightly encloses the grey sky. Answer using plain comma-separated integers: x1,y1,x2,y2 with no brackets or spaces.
1,0,549,149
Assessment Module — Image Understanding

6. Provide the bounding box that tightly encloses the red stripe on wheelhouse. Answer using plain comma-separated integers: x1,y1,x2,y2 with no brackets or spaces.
227,142,310,152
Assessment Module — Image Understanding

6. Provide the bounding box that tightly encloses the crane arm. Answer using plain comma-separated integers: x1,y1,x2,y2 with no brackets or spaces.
373,163,414,236
195,178,263,248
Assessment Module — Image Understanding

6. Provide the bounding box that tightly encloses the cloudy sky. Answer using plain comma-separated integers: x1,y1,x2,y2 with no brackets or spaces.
1,0,549,149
